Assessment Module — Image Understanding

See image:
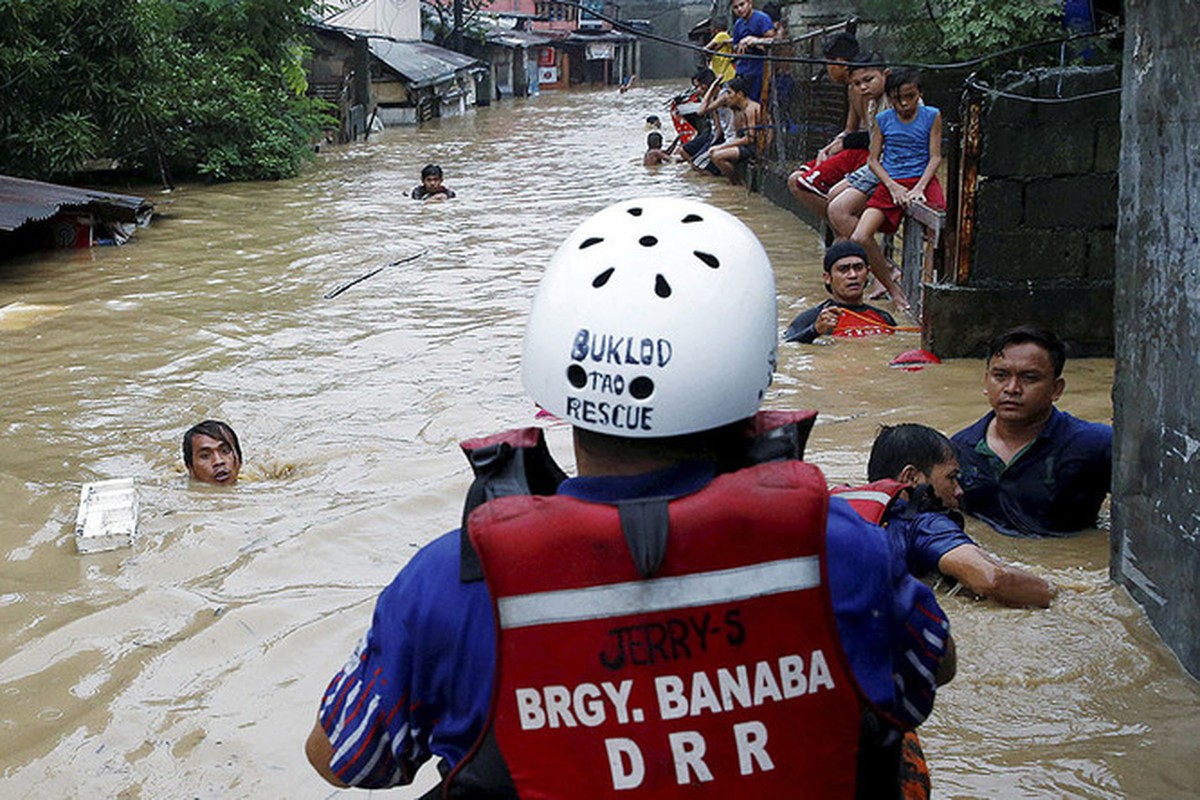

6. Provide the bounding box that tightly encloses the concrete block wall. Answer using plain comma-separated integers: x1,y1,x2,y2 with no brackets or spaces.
925,66,1119,358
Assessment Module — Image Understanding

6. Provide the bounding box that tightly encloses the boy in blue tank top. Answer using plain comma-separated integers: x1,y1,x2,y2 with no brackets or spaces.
849,69,944,314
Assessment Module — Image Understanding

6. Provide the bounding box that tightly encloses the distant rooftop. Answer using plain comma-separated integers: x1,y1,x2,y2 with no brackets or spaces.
0,175,151,234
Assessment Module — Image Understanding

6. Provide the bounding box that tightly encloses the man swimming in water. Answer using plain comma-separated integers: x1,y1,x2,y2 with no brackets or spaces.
863,423,1056,607
411,163,456,202
183,420,242,485
782,240,897,343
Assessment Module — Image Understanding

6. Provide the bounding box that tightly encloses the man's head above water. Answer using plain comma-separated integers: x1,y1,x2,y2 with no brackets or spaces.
822,239,870,304
183,419,242,485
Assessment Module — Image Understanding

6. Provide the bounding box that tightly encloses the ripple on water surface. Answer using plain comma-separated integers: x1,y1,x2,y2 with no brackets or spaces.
0,84,1195,798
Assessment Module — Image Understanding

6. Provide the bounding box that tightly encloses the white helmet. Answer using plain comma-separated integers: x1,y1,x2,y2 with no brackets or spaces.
522,196,777,438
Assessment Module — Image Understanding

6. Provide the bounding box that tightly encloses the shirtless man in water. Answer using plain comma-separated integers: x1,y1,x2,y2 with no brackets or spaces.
708,76,762,185
183,420,242,485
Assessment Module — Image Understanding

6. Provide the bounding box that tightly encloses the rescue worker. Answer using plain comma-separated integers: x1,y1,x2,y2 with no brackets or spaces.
305,197,954,797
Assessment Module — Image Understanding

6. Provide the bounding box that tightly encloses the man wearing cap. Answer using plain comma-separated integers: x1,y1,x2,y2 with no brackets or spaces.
306,198,952,797
783,240,898,344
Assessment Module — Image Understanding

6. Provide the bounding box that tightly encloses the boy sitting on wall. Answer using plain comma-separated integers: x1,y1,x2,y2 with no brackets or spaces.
707,76,763,185
839,68,943,314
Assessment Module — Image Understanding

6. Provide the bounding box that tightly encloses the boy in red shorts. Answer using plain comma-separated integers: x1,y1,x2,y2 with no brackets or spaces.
789,51,890,225
786,35,861,201
849,68,944,313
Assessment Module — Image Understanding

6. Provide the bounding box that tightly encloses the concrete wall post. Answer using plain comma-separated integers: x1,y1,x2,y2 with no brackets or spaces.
1111,0,1200,679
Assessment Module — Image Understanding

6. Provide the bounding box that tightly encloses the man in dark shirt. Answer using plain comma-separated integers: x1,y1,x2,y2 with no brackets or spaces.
951,326,1112,537
867,424,1056,607
411,163,456,202
783,240,897,343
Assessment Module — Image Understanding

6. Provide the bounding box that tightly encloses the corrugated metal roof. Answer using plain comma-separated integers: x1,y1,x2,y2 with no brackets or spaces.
369,39,484,89
564,30,637,43
484,27,555,48
0,175,151,233
324,0,420,40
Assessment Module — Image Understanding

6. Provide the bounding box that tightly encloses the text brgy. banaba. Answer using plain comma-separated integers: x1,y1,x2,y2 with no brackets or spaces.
513,647,838,789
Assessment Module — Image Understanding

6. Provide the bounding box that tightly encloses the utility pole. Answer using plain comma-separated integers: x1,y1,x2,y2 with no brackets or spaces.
453,0,464,51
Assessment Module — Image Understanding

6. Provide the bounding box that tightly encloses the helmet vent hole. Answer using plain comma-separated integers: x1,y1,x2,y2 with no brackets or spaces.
639,235,657,247
629,377,654,399
655,275,672,298
580,237,603,249
567,364,588,388
694,251,719,269
682,214,703,223
593,267,615,288
627,207,643,217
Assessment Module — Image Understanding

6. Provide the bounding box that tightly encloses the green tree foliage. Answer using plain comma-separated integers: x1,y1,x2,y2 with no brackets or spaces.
0,0,334,183
422,0,491,49
858,0,1064,64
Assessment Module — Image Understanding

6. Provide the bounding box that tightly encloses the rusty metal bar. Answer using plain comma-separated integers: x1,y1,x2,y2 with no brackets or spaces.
955,88,984,285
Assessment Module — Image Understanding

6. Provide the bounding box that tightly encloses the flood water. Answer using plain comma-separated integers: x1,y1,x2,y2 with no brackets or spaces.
2,84,1197,798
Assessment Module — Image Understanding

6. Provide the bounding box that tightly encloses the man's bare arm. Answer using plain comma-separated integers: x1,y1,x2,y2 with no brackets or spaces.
306,720,349,788
938,544,1057,608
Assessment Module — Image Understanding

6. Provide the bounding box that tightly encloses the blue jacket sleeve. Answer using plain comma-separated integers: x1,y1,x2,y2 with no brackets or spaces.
317,532,495,787
827,498,950,730
904,510,976,577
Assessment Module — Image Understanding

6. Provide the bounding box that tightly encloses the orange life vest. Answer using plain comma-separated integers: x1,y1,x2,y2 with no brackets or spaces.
833,307,896,338
830,479,909,524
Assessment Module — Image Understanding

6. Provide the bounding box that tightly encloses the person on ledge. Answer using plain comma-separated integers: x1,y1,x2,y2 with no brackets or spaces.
783,240,897,344
952,326,1113,537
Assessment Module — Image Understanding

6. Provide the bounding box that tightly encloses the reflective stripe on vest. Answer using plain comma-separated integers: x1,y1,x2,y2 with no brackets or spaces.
463,460,861,799
831,479,908,525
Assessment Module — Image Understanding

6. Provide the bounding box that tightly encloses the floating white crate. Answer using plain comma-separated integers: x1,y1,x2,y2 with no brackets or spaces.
74,478,138,554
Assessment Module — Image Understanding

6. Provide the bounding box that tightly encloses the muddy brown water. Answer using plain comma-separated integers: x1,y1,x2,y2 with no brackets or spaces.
1,84,1197,798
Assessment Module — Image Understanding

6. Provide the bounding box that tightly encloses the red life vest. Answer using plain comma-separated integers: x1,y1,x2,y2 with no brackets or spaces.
832,306,895,338
830,479,909,525
453,459,862,799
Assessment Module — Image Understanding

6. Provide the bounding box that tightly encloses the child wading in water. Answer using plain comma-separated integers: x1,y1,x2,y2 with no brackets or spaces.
851,68,944,314
643,131,675,166
411,163,456,202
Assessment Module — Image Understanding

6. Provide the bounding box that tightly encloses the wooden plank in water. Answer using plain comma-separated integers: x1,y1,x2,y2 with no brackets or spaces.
0,302,68,331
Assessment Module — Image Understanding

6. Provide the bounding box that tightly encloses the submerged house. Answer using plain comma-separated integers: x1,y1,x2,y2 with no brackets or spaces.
472,15,555,99
0,175,152,261
480,0,638,91
308,0,487,135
